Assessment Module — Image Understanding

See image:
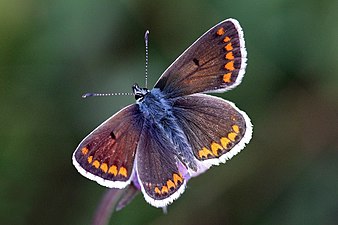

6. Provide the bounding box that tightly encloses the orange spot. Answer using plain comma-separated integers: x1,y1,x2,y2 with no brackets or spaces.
223,73,232,83
92,160,100,169
225,43,233,51
118,166,128,177
161,186,169,194
100,163,108,173
154,187,161,195
224,61,235,71
225,52,234,60
228,132,237,142
232,125,240,133
108,165,118,176
81,147,89,155
173,173,183,186
223,36,231,42
198,147,213,159
216,27,225,36
87,156,93,164
211,142,223,156
167,180,175,190
221,137,231,148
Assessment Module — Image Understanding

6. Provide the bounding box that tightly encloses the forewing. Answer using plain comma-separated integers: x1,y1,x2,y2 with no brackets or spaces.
135,122,186,208
172,94,252,169
154,18,247,98
72,104,144,189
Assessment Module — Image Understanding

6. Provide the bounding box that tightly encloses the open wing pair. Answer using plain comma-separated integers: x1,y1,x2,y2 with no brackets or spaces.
73,18,252,208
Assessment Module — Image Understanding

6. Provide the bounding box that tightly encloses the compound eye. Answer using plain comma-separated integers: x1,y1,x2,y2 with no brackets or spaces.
135,93,144,101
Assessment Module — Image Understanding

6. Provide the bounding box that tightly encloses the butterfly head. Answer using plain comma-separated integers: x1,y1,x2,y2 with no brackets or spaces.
132,83,149,102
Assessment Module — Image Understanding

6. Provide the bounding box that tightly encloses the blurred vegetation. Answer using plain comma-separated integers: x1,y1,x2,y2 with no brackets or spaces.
1,0,338,225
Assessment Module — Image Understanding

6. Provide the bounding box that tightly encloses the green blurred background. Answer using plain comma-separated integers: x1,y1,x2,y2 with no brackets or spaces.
1,0,338,224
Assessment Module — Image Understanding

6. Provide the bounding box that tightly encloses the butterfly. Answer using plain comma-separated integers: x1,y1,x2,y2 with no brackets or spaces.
72,18,253,208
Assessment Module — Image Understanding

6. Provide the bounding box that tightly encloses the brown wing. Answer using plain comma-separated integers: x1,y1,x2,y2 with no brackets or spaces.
135,122,186,208
172,94,252,169
154,18,247,98
72,104,144,188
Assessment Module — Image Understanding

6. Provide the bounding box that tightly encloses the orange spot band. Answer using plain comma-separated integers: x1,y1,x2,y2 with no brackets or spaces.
167,180,175,190
81,147,89,155
224,61,235,71
100,163,108,173
198,147,213,159
173,173,183,185
225,43,233,51
211,142,223,156
118,166,128,177
216,27,225,36
221,137,231,148
155,187,161,195
223,36,231,42
225,52,234,60
232,125,240,133
108,165,118,176
87,156,93,164
161,186,168,194
228,132,237,142
92,160,100,169
223,73,232,83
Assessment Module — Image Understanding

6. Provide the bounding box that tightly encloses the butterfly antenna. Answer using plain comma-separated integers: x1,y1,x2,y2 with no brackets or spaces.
144,30,149,88
82,92,133,99
83,31,150,99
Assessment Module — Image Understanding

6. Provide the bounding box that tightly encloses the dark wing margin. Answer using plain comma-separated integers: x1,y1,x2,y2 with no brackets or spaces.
72,104,144,189
154,18,247,98
172,94,252,168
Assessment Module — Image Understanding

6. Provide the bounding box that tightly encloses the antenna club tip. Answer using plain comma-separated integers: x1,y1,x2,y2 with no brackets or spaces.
82,93,93,98
144,30,150,41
